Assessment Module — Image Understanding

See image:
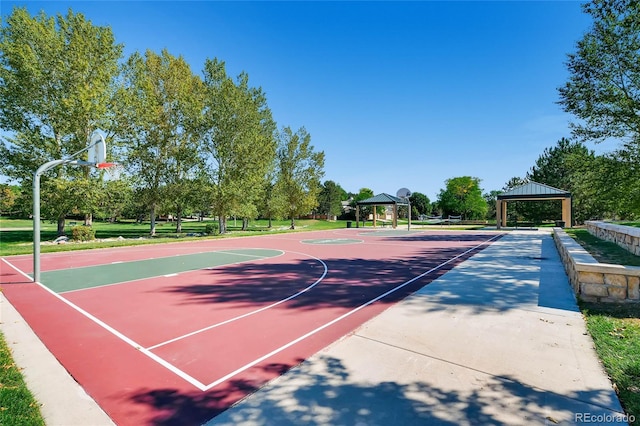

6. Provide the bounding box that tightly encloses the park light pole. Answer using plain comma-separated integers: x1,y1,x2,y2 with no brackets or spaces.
32,132,108,283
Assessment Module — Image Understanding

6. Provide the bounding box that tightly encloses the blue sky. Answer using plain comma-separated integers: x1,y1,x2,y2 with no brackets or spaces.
2,1,595,200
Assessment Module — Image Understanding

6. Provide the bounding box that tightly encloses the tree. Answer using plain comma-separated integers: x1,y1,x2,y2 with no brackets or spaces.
200,59,277,234
0,7,123,234
0,184,17,215
273,127,325,229
574,150,638,220
409,192,430,218
317,180,347,219
118,49,203,235
437,176,487,220
558,0,640,146
527,138,597,223
483,189,502,221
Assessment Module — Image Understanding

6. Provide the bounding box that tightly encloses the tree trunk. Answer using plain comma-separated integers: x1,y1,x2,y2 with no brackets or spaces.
175,209,183,233
268,216,272,228
84,212,92,226
150,206,157,236
290,217,295,229
242,217,248,231
218,216,226,234
57,215,66,236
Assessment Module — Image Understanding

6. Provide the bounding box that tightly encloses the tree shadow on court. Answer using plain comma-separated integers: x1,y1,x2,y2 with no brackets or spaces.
161,232,576,316
161,244,478,311
126,354,621,426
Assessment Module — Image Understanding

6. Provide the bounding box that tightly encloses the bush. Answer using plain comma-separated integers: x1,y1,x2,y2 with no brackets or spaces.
204,223,218,235
71,225,96,241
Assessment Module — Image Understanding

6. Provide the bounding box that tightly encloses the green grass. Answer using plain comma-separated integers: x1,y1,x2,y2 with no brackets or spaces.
618,222,640,229
564,228,640,267
578,302,640,426
0,331,45,426
0,218,347,256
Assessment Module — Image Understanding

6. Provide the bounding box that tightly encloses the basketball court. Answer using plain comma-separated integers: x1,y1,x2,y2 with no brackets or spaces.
0,227,502,425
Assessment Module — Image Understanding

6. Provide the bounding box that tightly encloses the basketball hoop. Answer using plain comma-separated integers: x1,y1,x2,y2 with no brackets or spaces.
96,162,117,169
96,162,123,181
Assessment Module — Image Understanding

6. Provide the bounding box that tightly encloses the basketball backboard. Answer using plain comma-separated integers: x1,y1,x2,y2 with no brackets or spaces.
87,132,106,165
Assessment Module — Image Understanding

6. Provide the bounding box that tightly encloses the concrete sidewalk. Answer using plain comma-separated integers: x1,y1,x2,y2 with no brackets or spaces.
207,230,629,425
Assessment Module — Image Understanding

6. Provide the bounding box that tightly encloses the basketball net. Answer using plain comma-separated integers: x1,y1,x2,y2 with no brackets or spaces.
96,162,123,180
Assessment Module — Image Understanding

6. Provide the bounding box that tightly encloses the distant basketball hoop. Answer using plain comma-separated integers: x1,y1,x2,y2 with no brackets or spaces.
396,187,412,230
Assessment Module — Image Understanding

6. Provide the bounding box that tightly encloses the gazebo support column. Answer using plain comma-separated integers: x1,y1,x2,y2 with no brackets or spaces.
496,199,507,229
562,198,572,227
373,204,377,227
393,204,398,228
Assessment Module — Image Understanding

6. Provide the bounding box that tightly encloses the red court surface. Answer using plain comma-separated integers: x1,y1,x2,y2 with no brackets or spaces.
1,228,502,425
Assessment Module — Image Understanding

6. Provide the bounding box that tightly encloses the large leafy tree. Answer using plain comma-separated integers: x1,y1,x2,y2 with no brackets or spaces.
575,150,639,220
409,191,430,218
559,0,640,145
317,180,347,219
273,126,325,229
0,7,122,233
200,58,277,234
437,176,487,220
118,49,203,235
558,0,640,218
0,184,17,214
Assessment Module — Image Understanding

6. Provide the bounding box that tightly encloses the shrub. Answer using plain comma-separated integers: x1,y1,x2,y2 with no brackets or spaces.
204,223,218,235
71,225,96,241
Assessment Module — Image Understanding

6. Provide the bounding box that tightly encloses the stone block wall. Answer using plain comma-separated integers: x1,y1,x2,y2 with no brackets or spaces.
553,228,640,303
585,221,640,256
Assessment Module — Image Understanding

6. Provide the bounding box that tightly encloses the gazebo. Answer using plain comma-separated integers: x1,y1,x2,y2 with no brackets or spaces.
496,182,572,229
355,193,409,228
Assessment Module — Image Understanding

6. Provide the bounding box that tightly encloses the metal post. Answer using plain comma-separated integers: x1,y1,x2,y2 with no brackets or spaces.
407,200,411,231
32,157,96,283
33,159,66,282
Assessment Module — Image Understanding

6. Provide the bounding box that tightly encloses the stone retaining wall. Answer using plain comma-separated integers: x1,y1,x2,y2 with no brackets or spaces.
552,228,640,303
585,220,640,256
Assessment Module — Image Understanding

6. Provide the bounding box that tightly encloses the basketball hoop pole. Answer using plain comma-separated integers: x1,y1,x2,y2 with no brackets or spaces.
32,135,105,283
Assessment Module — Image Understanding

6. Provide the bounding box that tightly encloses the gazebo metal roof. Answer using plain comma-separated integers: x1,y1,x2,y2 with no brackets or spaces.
497,182,570,200
356,193,409,206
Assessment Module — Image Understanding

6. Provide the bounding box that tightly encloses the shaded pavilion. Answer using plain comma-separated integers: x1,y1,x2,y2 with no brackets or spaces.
496,182,572,229
355,193,409,228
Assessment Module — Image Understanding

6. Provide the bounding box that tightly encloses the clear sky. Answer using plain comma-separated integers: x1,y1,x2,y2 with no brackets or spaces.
1,1,595,200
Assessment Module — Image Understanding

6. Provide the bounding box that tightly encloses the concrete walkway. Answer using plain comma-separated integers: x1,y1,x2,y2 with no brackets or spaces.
207,230,629,426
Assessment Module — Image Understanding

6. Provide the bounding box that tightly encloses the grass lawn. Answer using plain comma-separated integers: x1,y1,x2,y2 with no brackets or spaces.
0,217,347,256
578,302,640,426
566,227,640,425
0,331,45,425
565,228,640,267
